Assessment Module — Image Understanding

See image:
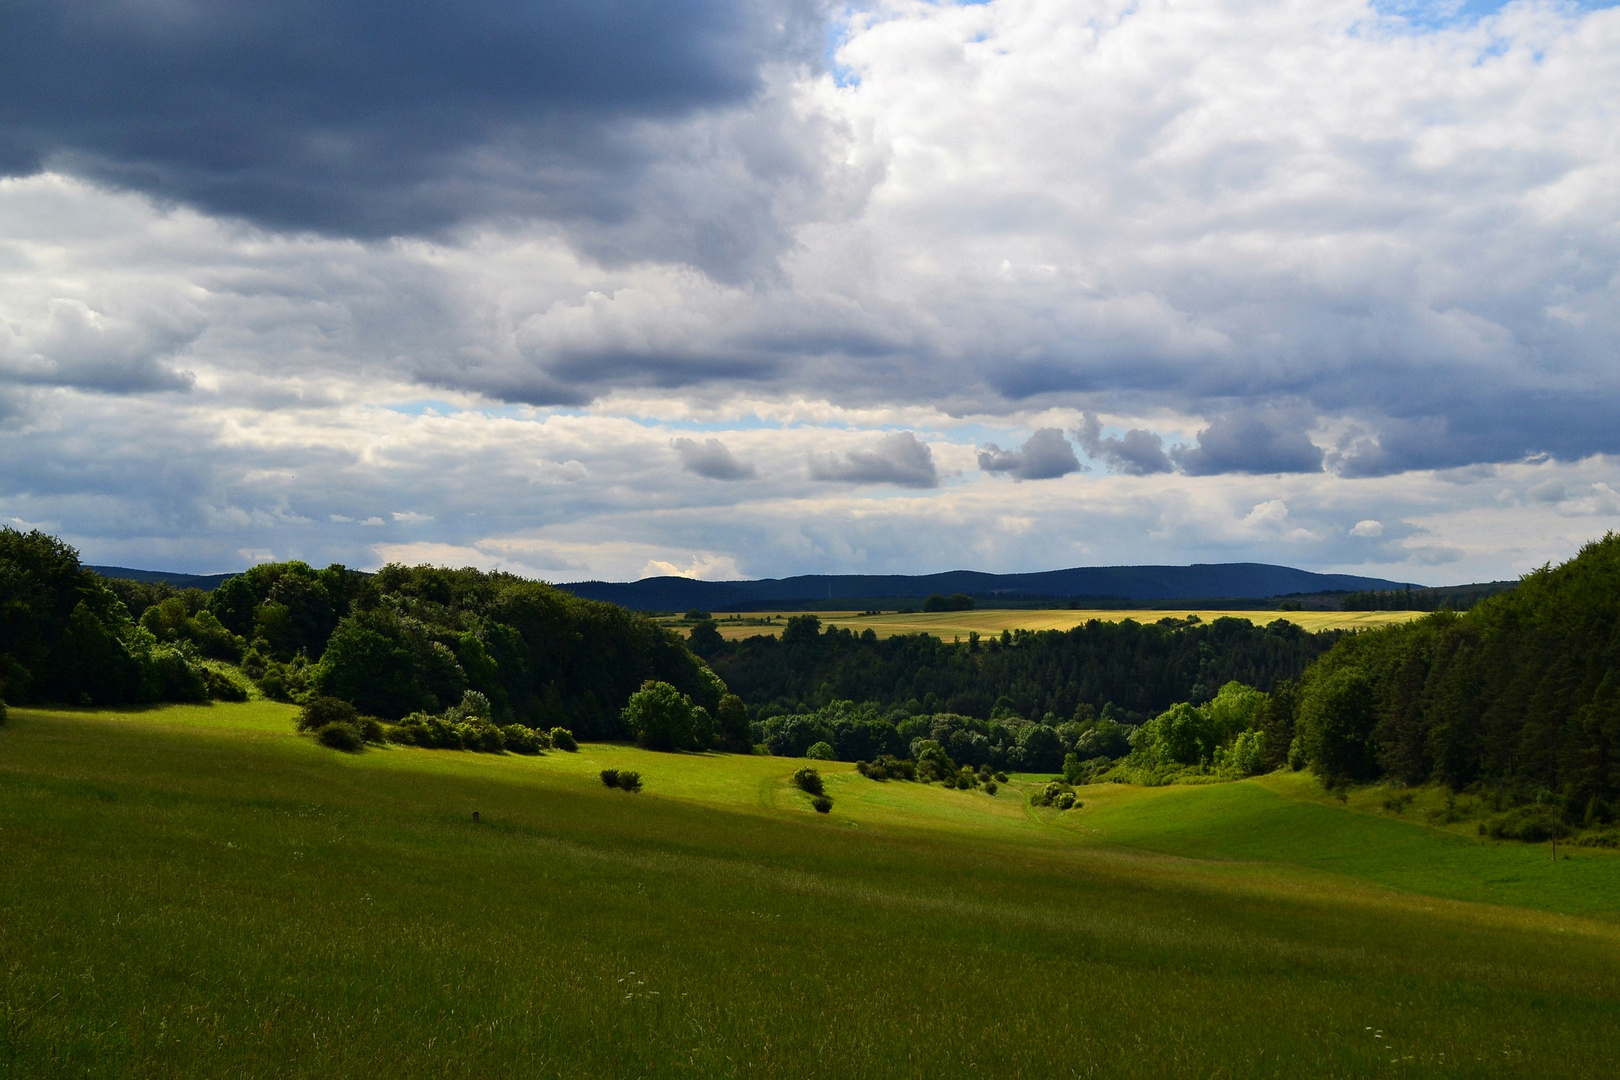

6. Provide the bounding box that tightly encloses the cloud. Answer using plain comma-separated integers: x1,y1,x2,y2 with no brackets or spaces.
809,431,938,488
1174,411,1324,476
0,297,196,393
0,0,826,270
1074,414,1175,475
672,437,756,480
1350,519,1385,538
977,428,1083,480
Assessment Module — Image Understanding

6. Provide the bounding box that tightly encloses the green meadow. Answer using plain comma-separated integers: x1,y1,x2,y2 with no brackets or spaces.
3,703,1618,1078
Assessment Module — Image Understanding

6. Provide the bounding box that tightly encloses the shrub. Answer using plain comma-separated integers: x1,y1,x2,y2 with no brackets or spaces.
955,766,979,790
805,740,836,760
356,715,385,744
501,724,542,754
459,720,506,753
315,721,363,752
984,780,998,795
549,727,578,752
792,766,825,796
391,711,462,749
203,666,250,702
298,695,359,733
1029,781,1078,808
1481,809,1570,842
600,768,621,787
810,795,833,813
993,771,1007,783
856,754,917,782
617,770,642,793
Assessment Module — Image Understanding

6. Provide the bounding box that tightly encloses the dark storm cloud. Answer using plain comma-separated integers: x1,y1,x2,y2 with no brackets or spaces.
0,0,823,244
1074,414,1175,476
977,428,1083,480
1173,410,1324,476
809,432,938,488
672,437,755,480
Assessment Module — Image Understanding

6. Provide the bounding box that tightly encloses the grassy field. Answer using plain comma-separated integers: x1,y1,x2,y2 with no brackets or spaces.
3,702,1618,1077
669,608,1428,641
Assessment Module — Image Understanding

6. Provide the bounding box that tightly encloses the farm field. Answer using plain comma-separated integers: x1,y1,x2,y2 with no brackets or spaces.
671,607,1430,641
3,702,1618,1077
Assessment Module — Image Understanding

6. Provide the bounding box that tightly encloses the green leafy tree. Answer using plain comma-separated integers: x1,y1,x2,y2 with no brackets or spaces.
1297,665,1379,785
687,619,725,658
715,692,752,751
621,679,701,751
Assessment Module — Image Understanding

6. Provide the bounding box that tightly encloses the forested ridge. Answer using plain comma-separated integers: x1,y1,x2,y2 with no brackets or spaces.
702,613,1337,723
8,524,1620,831
1291,532,1620,807
0,529,719,738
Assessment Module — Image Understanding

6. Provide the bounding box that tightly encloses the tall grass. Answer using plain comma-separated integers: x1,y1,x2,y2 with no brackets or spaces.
1,704,1617,1078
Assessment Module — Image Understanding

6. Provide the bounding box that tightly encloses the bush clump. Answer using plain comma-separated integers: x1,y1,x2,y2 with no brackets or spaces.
856,755,916,781
315,721,363,752
811,795,833,813
792,766,824,796
550,727,578,752
600,768,641,792
1479,808,1570,842
501,724,543,754
202,666,249,702
984,780,998,795
805,740,836,760
1029,781,1081,810
297,695,358,732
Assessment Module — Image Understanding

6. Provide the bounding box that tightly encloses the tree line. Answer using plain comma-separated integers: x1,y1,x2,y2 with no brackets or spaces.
1290,533,1620,813
0,530,722,738
698,612,1338,724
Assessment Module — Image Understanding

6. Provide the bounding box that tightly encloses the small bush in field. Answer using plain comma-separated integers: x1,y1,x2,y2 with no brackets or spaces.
617,771,642,793
792,766,824,796
550,728,578,752
811,795,832,813
315,721,363,752
805,741,836,760
356,716,385,744
984,780,998,795
1029,781,1080,809
600,769,621,788
298,696,358,733
994,772,1008,783
501,725,542,754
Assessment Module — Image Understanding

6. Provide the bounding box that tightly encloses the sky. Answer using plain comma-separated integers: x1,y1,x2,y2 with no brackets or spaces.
1,0,1618,585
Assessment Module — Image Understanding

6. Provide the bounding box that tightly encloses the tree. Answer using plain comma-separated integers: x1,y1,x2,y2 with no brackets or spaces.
1298,665,1379,785
621,680,701,751
687,620,725,658
715,693,752,751
312,616,422,719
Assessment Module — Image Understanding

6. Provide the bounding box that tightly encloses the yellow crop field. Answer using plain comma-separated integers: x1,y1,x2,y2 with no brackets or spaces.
673,607,1430,641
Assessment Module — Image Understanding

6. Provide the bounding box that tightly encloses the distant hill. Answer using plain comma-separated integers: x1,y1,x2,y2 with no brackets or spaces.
557,563,1424,612
87,566,237,590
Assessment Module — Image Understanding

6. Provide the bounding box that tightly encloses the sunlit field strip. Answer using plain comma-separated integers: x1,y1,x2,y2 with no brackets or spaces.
682,608,1430,640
